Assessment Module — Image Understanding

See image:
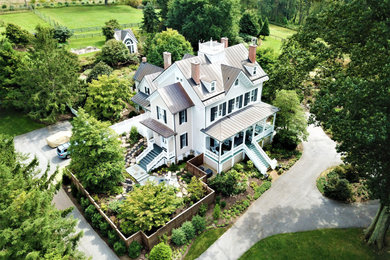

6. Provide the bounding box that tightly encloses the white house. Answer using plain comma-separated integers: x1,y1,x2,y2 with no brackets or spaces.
130,38,278,178
114,29,138,54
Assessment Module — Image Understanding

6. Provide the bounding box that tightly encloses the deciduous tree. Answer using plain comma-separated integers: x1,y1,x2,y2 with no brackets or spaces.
86,61,113,83
99,39,138,67
69,109,125,194
239,10,260,37
102,19,121,41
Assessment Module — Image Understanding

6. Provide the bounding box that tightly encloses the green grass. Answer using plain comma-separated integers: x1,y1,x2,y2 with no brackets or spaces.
269,24,296,39
0,12,48,32
67,35,105,49
259,24,296,54
240,228,390,260
0,109,44,136
38,5,143,29
184,227,228,260
260,36,284,55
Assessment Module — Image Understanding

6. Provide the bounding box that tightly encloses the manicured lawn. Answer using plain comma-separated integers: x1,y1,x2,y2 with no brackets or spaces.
269,24,296,39
0,12,48,32
67,35,105,49
184,227,228,260
38,5,143,28
239,228,390,260
259,36,285,55
0,109,44,136
258,24,295,54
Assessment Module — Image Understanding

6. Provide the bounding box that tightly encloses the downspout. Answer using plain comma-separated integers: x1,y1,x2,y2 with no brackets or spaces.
173,114,178,164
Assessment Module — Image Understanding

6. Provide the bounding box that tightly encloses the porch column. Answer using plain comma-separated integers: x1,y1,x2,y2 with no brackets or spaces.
251,124,256,143
218,141,222,173
231,136,235,167
242,130,246,159
271,113,277,142
166,137,170,165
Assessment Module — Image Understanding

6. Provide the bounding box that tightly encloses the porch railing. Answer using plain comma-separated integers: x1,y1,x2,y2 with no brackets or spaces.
253,141,277,169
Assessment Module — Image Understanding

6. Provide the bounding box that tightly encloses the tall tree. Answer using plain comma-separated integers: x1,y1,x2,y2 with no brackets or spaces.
0,135,85,259
142,2,160,33
84,74,132,122
15,26,80,123
259,17,270,38
156,0,170,20
289,0,390,249
102,19,121,41
145,28,193,67
69,109,125,194
166,0,240,48
239,10,261,36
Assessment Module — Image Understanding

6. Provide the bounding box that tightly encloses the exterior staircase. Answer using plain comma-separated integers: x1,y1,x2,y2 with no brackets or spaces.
245,143,277,175
138,144,163,171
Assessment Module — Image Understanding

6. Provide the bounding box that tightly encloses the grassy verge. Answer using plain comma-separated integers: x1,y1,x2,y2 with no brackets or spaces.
0,109,44,136
0,11,48,32
240,228,390,260
67,35,105,49
184,227,228,260
38,5,143,28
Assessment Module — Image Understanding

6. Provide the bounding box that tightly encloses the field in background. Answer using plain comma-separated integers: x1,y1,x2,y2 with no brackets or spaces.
260,24,296,54
0,11,48,32
38,5,143,28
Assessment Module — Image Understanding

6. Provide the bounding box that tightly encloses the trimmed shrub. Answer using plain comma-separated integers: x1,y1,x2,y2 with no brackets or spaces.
98,39,138,67
129,126,140,144
86,61,113,83
198,203,207,216
254,181,271,199
99,221,110,236
324,174,353,202
80,197,90,209
191,215,206,234
85,204,97,220
149,242,172,260
181,221,195,240
108,230,119,245
220,201,227,208
53,25,73,43
113,241,127,256
213,204,221,220
128,240,142,259
91,212,104,228
171,228,187,246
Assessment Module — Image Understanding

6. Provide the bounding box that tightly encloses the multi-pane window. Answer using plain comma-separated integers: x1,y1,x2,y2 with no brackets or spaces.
251,88,258,102
236,95,243,109
210,106,218,122
145,87,150,95
253,67,257,75
180,133,188,149
211,81,216,91
244,92,250,106
228,99,235,113
218,103,226,117
157,106,167,124
179,109,187,125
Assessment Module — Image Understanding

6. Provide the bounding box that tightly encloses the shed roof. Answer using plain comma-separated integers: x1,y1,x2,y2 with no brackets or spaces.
202,102,279,142
131,92,150,108
157,82,195,114
140,118,176,138
133,62,163,82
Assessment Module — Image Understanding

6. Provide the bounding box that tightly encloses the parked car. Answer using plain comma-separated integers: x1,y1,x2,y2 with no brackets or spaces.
46,131,72,148
57,142,71,159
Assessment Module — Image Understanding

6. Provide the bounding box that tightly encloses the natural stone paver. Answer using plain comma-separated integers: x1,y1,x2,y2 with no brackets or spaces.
199,125,379,260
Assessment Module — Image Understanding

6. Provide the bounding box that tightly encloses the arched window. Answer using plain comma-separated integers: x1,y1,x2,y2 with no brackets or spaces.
124,38,135,53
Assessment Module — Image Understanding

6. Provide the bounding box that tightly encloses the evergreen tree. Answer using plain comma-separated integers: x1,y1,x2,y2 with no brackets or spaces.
0,134,85,259
15,26,80,123
257,15,263,35
239,10,260,36
156,0,170,20
102,19,121,41
142,2,160,33
86,61,113,83
69,109,125,194
259,17,270,38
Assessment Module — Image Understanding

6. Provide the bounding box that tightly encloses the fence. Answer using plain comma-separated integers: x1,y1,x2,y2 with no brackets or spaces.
70,22,141,33
71,32,103,39
66,167,215,250
186,153,209,182
33,8,61,27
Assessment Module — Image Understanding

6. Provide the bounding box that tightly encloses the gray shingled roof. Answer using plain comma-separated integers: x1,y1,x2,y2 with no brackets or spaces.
131,92,150,108
140,118,175,138
157,82,195,114
144,72,160,93
202,102,279,142
114,29,138,42
133,62,163,82
183,53,196,59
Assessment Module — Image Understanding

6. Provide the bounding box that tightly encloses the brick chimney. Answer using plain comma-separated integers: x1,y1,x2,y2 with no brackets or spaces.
191,62,200,85
221,37,228,48
141,57,147,63
163,52,172,69
249,44,257,63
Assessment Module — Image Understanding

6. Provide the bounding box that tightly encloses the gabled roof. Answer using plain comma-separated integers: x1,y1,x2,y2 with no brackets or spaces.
221,64,241,92
133,62,163,82
140,118,175,138
157,82,195,114
202,102,279,141
143,72,160,93
114,29,138,43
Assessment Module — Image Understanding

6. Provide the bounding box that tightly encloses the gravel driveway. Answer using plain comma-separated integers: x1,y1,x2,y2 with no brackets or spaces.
199,124,379,260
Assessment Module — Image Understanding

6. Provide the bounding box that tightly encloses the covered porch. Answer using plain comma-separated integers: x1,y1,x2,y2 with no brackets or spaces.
202,102,279,173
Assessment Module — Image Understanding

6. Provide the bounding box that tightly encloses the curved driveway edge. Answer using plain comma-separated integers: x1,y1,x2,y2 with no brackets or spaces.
199,125,379,260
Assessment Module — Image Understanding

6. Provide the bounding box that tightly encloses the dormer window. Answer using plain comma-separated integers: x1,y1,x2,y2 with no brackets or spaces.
235,79,239,86
253,67,257,75
211,81,216,91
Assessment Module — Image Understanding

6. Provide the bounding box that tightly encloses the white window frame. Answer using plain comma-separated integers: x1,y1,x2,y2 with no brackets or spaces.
180,132,188,149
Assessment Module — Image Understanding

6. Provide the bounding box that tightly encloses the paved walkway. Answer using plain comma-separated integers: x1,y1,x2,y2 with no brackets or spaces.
199,125,379,260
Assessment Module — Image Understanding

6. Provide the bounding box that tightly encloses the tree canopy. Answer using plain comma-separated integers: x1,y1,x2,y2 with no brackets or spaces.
145,28,193,67
84,74,132,122
0,134,85,259
142,2,160,33
102,19,121,41
281,0,390,249
69,109,125,194
14,26,80,123
239,10,260,37
99,39,138,67
166,0,240,48
86,61,113,83
119,182,181,234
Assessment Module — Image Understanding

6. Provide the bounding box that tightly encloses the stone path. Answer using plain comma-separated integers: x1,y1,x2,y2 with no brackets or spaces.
199,124,379,260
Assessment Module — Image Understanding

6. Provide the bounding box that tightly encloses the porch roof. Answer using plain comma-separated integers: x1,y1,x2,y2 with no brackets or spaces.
140,118,176,138
131,91,150,108
201,102,279,142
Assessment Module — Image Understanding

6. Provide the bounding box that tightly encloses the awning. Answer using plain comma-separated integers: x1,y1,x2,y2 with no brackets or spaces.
131,92,150,108
140,118,176,138
201,102,279,142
